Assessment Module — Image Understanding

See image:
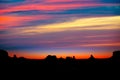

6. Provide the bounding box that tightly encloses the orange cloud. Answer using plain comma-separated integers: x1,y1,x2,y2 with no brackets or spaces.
0,15,51,30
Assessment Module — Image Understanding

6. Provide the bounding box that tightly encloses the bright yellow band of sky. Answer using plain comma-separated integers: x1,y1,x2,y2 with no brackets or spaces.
16,16,120,34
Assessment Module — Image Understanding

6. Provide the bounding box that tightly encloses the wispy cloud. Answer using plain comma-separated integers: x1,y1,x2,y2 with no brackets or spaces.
81,43,120,47
16,16,120,35
0,16,119,51
0,0,119,30
0,0,120,58
1,3,115,14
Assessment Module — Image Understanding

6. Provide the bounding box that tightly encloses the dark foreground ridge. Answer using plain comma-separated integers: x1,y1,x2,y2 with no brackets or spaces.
0,49,120,79
0,49,120,65
0,49,120,72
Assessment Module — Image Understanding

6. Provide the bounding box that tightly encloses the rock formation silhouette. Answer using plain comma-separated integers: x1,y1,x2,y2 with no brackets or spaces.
111,50,120,63
89,54,95,60
0,49,9,63
0,49,120,66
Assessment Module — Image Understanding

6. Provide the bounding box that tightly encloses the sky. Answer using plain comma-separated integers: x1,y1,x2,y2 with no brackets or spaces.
0,0,120,59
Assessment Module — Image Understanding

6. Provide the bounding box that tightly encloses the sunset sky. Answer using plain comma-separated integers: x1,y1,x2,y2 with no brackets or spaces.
0,0,120,59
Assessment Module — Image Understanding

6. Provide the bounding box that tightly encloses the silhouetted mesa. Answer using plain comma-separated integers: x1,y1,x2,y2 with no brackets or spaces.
0,49,120,67
112,51,120,59
111,51,120,63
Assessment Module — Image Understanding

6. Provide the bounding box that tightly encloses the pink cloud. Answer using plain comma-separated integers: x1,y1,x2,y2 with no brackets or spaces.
44,0,97,3
0,3,116,14
45,0,73,3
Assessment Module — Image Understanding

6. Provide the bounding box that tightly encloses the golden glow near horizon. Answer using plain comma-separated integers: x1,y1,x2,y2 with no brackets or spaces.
9,51,112,59
15,16,120,35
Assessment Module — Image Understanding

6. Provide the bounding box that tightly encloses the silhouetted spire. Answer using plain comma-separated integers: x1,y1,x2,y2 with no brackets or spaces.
89,54,95,60
13,54,17,59
73,56,75,59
